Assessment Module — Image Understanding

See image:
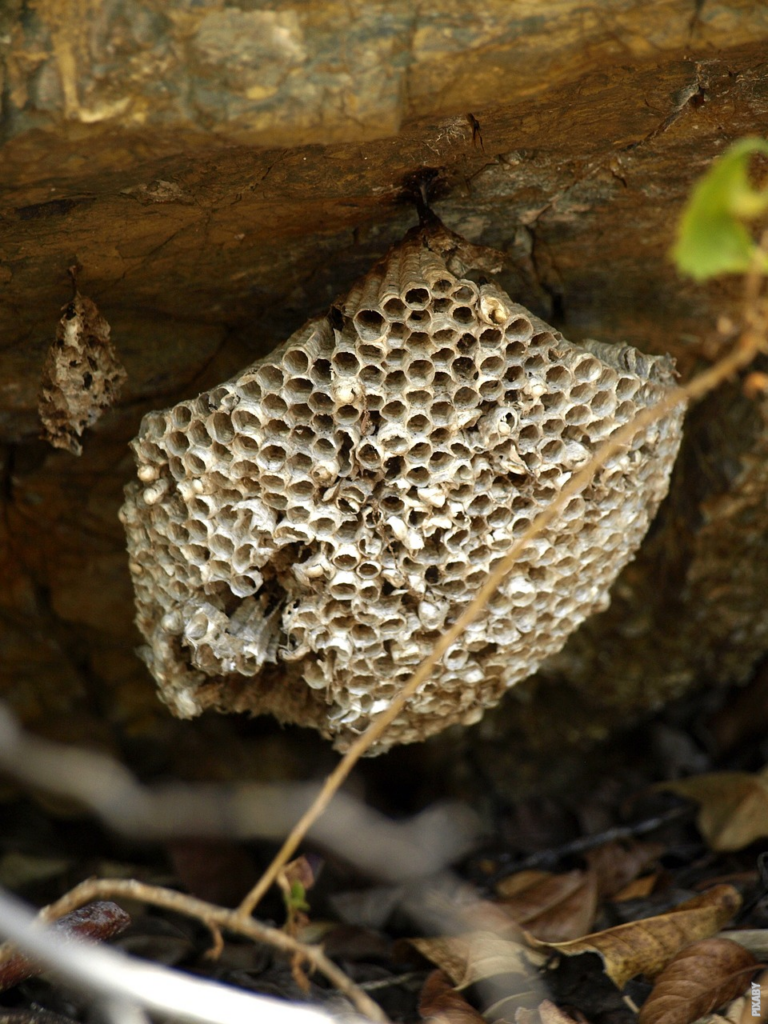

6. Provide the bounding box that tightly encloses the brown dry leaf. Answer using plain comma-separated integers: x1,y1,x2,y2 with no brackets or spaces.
497,870,551,900
452,893,529,939
280,854,317,894
410,931,538,990
639,938,759,1024
510,1000,582,1024
585,841,664,899
613,874,659,902
537,1000,583,1024
660,770,768,851
527,884,741,990
496,869,599,942
412,935,546,1024
0,901,130,991
39,269,127,456
419,969,486,1024
277,855,319,988
277,855,317,944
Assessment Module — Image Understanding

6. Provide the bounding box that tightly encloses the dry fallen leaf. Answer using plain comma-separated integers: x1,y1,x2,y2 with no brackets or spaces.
537,1000,583,1024
660,770,768,851
639,938,759,1024
419,969,486,1024
410,931,541,990
585,841,664,899
277,854,318,989
721,931,768,960
496,869,599,942
612,874,659,902
39,268,127,456
438,887,529,940
0,901,130,991
279,854,317,896
510,1000,582,1024
527,884,741,990
411,936,546,1024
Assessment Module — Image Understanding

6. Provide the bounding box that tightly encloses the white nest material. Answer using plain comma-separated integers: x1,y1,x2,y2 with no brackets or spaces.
120,222,685,753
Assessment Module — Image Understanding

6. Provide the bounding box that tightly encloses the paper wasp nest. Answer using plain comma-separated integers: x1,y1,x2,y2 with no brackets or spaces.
121,222,684,753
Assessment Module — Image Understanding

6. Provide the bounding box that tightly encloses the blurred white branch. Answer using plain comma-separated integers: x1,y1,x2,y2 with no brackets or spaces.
0,704,545,1021
0,885,337,1024
0,703,478,883
27,876,388,1021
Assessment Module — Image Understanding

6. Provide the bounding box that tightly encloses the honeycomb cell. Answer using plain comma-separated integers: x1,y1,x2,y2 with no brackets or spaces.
332,350,360,375
405,388,433,408
167,431,190,456
382,296,406,319
407,309,432,329
310,358,332,386
407,412,431,433
451,283,478,303
407,439,432,462
288,451,313,472
238,377,262,401
284,377,313,402
283,347,310,375
591,390,617,417
258,443,287,470
564,404,592,426
122,219,685,755
379,428,409,454
404,286,429,309
256,364,284,391
405,465,430,485
479,327,503,347
479,379,504,401
261,394,288,418
406,359,434,384
171,405,193,429
385,366,408,390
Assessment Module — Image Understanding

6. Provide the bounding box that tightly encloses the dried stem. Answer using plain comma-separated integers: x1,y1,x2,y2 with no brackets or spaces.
14,879,388,1023
236,277,767,922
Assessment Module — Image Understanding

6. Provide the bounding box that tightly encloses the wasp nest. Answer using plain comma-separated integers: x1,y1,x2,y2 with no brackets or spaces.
121,222,684,753
40,275,127,456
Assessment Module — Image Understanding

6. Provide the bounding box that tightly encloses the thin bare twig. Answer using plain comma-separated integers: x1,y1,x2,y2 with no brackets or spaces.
482,804,694,884
0,885,331,1024
236,276,767,921
21,878,387,1023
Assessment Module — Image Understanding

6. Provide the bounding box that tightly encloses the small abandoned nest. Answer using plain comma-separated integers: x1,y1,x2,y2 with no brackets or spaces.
39,273,126,456
120,221,684,753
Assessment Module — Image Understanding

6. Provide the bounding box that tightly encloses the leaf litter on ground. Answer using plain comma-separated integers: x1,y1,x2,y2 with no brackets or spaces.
638,938,760,1024
660,768,768,852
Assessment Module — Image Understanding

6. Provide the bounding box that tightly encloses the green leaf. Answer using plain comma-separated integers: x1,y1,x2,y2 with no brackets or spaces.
672,137,768,281
288,881,309,912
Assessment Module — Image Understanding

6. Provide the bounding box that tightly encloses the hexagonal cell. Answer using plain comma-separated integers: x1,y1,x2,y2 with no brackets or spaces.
256,364,285,392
